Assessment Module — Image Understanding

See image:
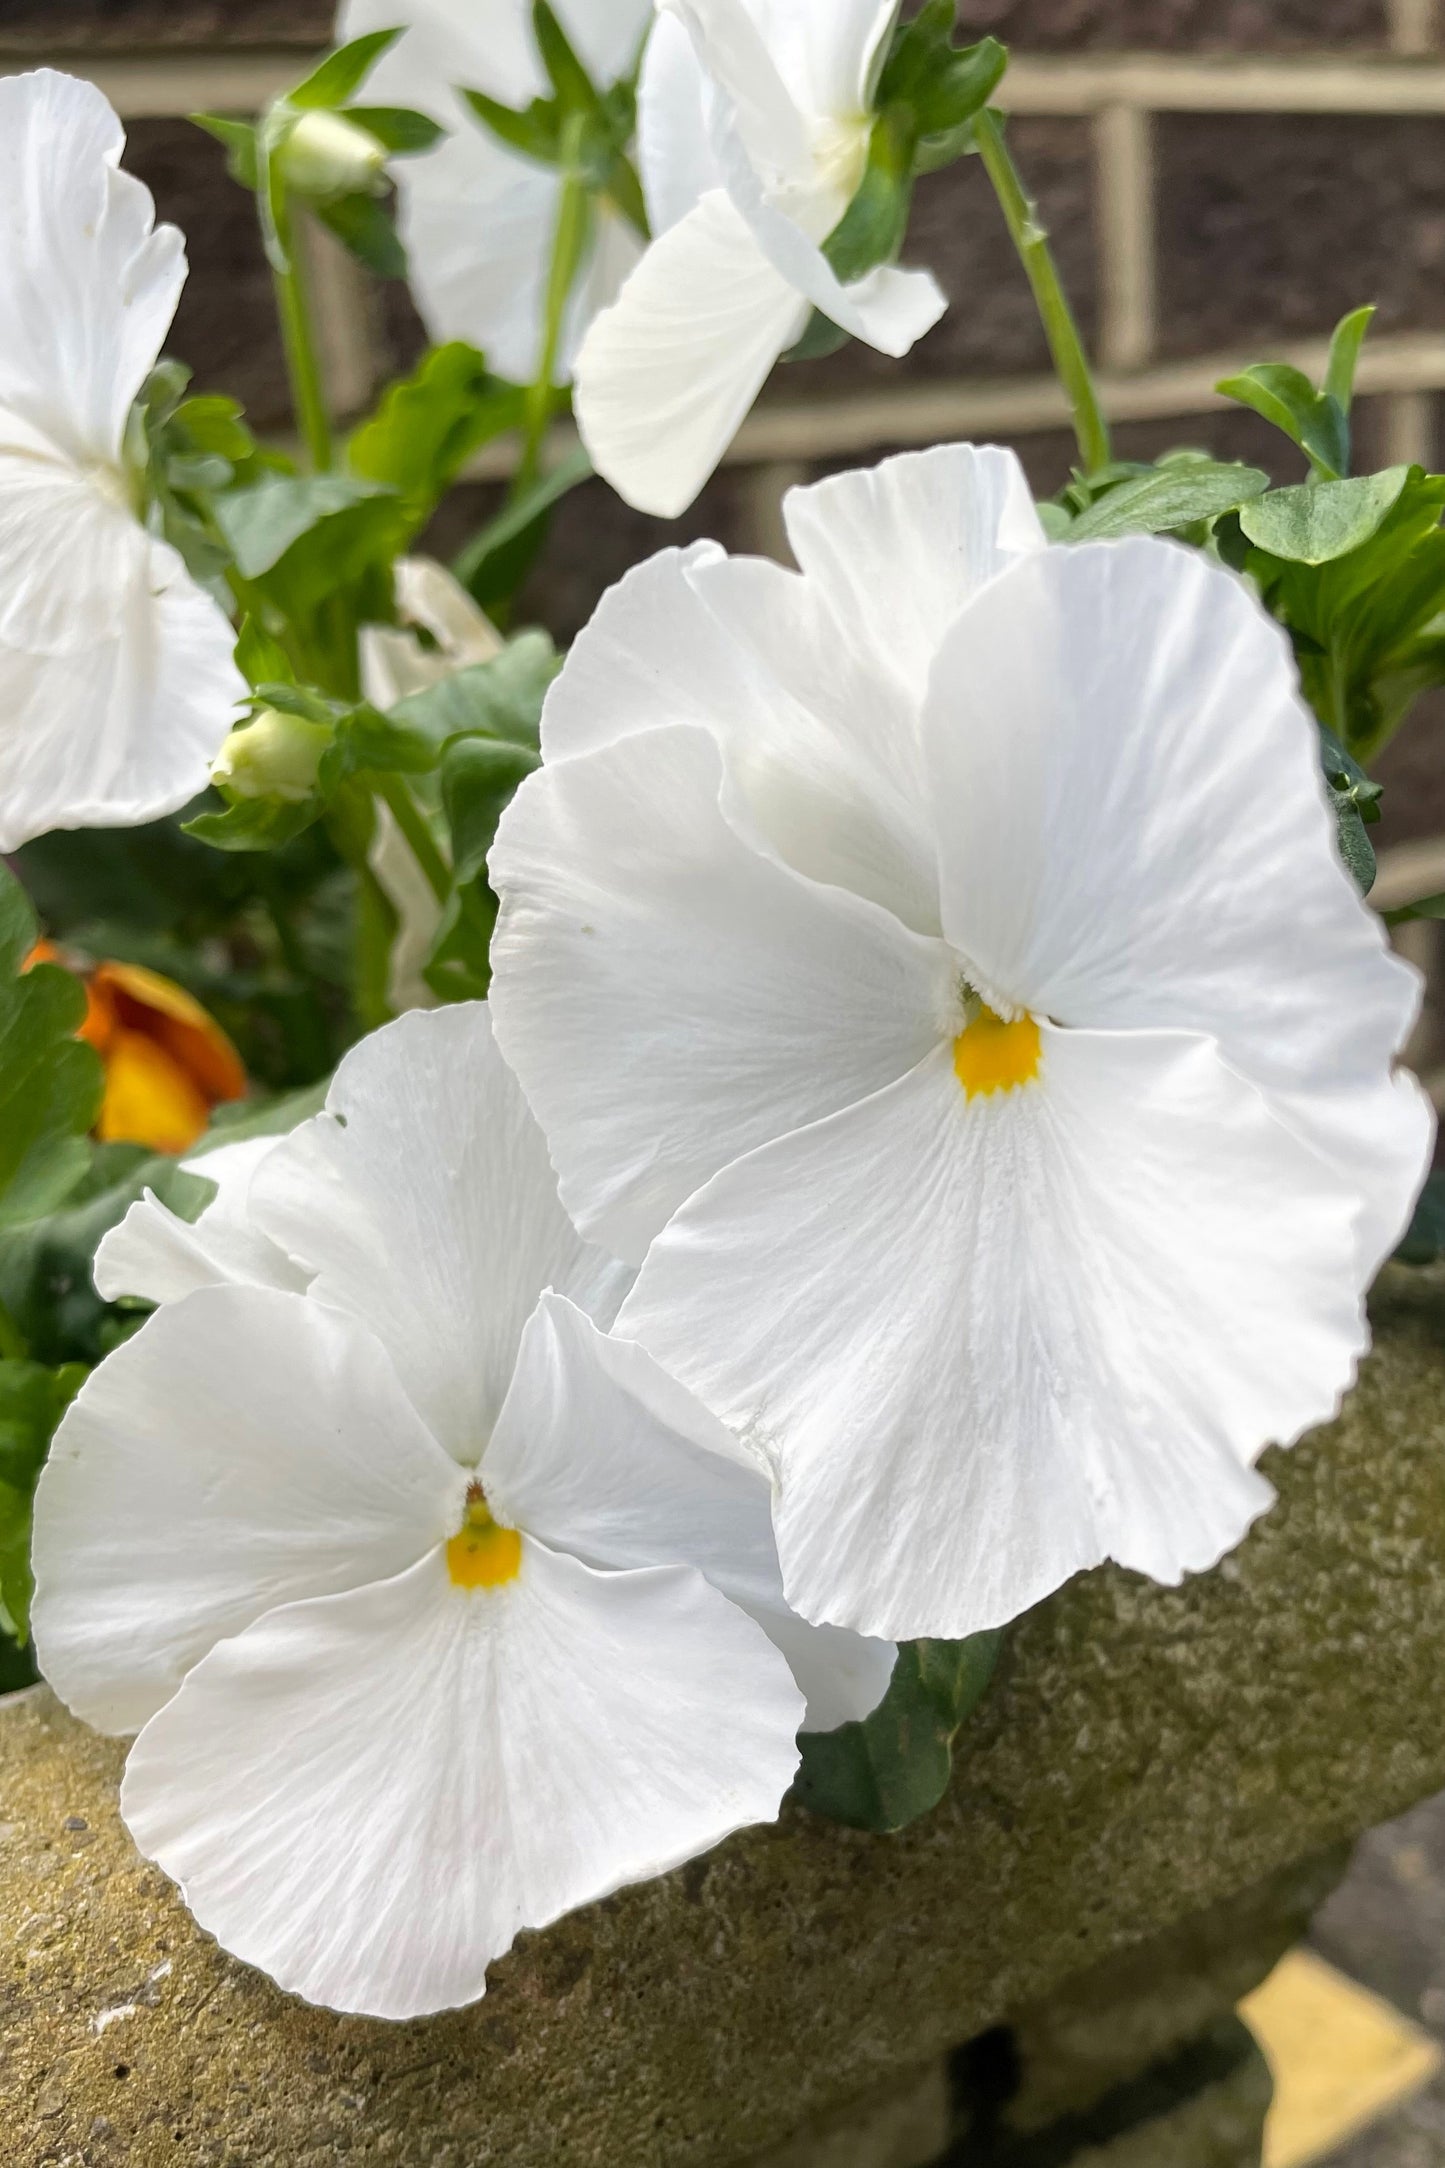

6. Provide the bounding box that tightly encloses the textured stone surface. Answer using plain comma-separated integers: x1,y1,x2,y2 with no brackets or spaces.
5,1272,1445,2165
1157,117,1445,359
747,2063,951,2168
0,2,331,49
964,0,1392,48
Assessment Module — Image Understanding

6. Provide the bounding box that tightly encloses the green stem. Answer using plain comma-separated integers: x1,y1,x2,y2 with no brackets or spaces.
973,109,1110,476
270,183,334,473
376,775,451,906
0,1296,29,1365
326,788,395,1032
512,159,592,503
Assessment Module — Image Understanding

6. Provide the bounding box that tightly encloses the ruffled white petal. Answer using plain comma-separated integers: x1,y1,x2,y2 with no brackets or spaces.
120,1541,803,2018
539,541,943,929
0,523,244,854
485,1292,894,1729
575,188,809,517
31,1287,464,1736
490,723,956,1261
922,538,1431,1272
621,1028,1368,1642
663,0,815,195
94,1135,309,1307
0,70,184,466
249,1005,627,1460
638,9,724,233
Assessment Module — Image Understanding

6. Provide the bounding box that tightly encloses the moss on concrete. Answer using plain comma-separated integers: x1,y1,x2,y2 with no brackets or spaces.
5,1271,1445,2167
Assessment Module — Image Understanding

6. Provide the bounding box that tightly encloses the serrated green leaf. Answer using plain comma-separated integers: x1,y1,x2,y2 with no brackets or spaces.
391,632,561,751
1068,461,1269,541
349,345,526,531
289,29,402,111
792,1632,1003,1833
1240,468,1411,566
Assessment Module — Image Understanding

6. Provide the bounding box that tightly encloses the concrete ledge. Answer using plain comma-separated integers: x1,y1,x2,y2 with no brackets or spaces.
4,1270,1445,2167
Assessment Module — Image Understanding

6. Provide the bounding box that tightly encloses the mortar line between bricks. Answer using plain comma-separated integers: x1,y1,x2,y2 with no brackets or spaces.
1094,104,1156,375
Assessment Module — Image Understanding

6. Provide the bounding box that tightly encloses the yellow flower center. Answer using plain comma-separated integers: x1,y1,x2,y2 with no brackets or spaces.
446,1485,522,1590
952,1006,1043,1099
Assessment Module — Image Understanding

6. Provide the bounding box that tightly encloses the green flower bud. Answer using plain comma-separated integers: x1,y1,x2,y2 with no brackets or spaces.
212,710,330,804
279,109,387,204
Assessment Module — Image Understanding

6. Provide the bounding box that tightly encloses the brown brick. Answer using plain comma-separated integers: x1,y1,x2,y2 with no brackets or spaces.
780,118,1098,399
0,1,331,50
961,0,1391,50
1157,115,1445,358
122,119,292,431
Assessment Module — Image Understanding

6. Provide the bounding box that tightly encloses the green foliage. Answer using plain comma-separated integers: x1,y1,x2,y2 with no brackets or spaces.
463,2,647,236
793,1634,1004,1833
455,446,594,608
0,872,103,1231
1396,1173,1445,1267
1317,726,1383,894
289,30,404,112
1060,457,1270,542
1217,362,1350,481
1238,468,1411,566
348,344,527,532
391,631,560,751
0,1360,85,1642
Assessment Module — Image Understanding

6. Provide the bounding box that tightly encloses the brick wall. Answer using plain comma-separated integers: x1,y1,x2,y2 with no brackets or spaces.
7,0,1445,955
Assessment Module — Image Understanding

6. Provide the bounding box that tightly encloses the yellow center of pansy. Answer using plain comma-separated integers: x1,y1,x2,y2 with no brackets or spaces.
446,1485,522,1590
952,1006,1043,1099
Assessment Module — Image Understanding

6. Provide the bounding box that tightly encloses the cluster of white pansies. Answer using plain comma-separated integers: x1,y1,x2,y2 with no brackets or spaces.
337,0,652,384
575,0,947,516
0,71,243,853
488,442,1435,1643
33,1004,893,2018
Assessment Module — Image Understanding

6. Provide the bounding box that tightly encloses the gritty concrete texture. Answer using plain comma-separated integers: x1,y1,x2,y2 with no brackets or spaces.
5,1269,1445,2168
747,2063,951,2168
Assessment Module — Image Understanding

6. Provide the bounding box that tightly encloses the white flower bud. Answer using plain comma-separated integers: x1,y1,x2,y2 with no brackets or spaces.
279,109,387,204
212,710,329,804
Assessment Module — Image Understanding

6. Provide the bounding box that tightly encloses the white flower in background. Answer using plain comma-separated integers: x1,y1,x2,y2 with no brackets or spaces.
336,0,652,384
575,0,947,516
361,557,505,1012
0,71,244,853
34,1004,891,2018
489,442,1434,1644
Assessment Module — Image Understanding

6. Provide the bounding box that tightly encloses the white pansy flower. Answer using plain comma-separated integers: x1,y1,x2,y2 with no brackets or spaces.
574,0,947,516
0,71,244,853
336,0,652,384
488,442,1434,1644
94,1135,310,1309
34,1004,890,2018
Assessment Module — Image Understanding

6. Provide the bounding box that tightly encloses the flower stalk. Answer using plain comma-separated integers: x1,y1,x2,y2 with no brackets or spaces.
269,178,335,474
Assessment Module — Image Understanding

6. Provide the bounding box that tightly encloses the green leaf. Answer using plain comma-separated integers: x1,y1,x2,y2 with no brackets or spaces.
1068,461,1269,542
442,737,541,885
0,873,104,1230
423,883,499,1003
217,472,390,579
1324,304,1376,416
1239,468,1411,566
533,0,602,116
315,190,407,279
342,104,446,154
184,797,324,853
455,445,593,604
0,1360,85,1500
824,105,916,285
215,472,409,640
289,29,402,111
792,1633,1003,1833
462,86,562,167
1383,890,1445,928
192,111,261,189
391,632,562,751
1318,723,1382,893
349,345,526,529
235,616,295,690
1396,1172,1445,1266
1217,363,1349,481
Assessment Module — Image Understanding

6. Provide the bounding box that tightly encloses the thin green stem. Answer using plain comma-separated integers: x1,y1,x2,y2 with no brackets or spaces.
512,155,592,504
270,183,334,473
376,775,451,906
973,109,1110,476
326,787,396,1032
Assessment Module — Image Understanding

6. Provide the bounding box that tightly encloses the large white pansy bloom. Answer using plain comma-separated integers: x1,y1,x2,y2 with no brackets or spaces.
337,0,652,383
93,1134,312,1309
574,0,947,516
488,442,1434,1644
34,1005,889,2018
0,71,244,852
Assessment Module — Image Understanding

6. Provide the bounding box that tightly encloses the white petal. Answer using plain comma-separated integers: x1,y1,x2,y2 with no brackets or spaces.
540,540,943,931
0,70,184,465
780,0,898,118
0,526,244,853
922,538,1430,1273
94,1136,308,1307
485,1293,893,1729
0,442,147,655
662,0,814,191
780,444,1047,714
638,9,723,233
120,1542,803,2018
249,1005,626,1460
574,189,809,518
489,723,955,1261
31,1288,463,1736
621,1029,1368,1642
368,797,446,1014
